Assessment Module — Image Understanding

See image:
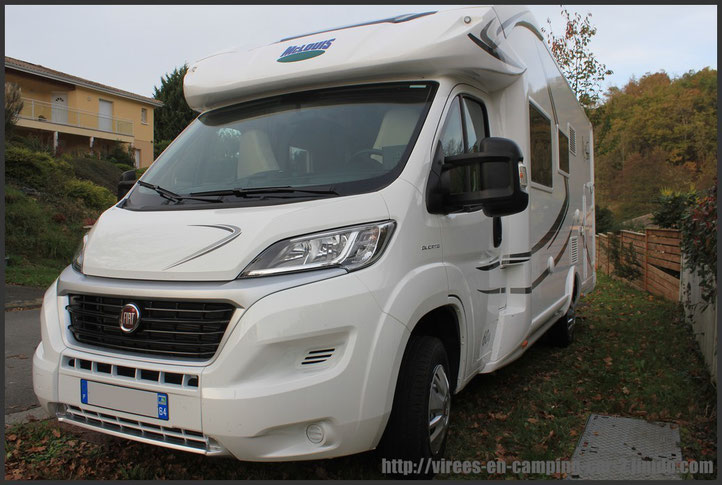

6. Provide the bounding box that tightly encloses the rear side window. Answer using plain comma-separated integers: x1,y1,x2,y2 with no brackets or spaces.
529,102,552,187
558,129,569,174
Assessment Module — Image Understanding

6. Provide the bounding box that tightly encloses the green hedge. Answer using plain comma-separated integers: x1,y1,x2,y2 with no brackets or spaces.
67,156,123,192
63,179,117,210
4,145,71,190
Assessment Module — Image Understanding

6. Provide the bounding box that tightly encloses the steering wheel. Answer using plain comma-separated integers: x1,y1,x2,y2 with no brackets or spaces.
348,148,383,166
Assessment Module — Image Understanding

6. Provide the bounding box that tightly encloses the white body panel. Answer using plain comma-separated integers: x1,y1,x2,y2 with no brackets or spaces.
34,5,594,461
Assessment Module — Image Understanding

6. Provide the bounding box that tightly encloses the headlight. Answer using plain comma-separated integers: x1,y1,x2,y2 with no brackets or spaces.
72,234,88,273
239,221,396,278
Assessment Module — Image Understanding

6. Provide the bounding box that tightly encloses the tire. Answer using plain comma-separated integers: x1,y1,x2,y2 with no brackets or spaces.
378,335,451,478
547,292,578,347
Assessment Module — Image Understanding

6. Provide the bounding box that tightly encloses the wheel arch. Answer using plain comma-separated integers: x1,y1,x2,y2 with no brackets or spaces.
407,301,464,394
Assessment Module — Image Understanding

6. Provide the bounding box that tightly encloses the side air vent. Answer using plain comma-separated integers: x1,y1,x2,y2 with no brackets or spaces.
301,348,336,366
570,236,579,265
569,126,577,155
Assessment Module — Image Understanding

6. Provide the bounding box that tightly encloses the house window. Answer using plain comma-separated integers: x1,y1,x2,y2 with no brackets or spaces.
134,149,141,168
529,102,552,188
141,108,148,124
558,129,570,174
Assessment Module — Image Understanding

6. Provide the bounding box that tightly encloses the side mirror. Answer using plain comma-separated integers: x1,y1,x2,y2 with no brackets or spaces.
438,137,528,217
117,169,137,200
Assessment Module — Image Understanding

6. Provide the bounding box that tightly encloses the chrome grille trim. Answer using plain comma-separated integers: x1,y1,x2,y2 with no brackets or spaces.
57,404,224,455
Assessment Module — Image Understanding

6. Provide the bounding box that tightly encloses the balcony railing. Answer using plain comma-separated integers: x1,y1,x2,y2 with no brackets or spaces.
18,97,134,137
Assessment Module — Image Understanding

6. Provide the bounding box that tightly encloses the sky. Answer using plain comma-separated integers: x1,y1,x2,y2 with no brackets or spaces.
4,5,718,98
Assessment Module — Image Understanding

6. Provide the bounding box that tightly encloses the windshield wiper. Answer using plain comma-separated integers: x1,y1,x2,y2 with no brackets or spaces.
190,186,339,198
137,181,222,204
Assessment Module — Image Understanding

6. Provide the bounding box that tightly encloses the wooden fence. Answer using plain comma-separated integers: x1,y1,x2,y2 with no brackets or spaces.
596,228,681,301
596,228,717,385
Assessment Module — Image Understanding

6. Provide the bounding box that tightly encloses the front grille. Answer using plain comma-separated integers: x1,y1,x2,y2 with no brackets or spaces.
67,294,235,359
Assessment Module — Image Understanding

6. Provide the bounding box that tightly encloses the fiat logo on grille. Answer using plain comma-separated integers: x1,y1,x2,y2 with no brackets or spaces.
119,303,141,333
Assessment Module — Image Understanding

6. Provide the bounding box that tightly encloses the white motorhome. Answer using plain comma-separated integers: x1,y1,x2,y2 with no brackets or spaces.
33,5,595,468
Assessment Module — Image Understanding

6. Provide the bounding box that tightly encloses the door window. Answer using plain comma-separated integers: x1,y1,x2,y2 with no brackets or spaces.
438,95,490,194
462,97,488,152
439,97,464,157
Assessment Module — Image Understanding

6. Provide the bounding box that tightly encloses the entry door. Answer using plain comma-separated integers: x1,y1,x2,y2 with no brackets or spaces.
51,92,68,124
437,92,501,368
98,99,113,131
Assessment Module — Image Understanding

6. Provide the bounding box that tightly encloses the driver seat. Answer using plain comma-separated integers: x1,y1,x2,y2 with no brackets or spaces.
236,129,280,180
371,107,419,167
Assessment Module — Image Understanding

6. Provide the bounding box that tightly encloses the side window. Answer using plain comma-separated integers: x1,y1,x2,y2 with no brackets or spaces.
438,94,490,194
558,129,569,174
529,102,552,187
439,97,464,157
462,97,488,152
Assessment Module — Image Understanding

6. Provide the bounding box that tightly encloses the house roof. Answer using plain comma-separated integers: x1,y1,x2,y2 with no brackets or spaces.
4,56,163,107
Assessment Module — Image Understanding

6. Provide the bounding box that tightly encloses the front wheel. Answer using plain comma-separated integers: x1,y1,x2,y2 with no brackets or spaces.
378,335,451,477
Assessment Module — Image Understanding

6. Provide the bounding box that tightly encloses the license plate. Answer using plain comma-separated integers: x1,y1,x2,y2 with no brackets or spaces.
80,379,168,420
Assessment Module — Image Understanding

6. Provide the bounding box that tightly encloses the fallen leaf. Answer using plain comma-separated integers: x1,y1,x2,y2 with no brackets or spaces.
622,386,630,395
527,417,538,424
6,434,17,442
52,429,61,438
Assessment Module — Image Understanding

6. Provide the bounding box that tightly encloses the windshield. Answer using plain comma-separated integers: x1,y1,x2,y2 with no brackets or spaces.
124,82,437,210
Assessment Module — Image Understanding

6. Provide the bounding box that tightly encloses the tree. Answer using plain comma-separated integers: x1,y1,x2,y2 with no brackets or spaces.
541,8,613,110
592,68,717,218
152,64,197,157
5,82,24,135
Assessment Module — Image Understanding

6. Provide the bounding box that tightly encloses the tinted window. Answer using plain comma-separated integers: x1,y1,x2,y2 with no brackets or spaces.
462,97,488,153
438,95,490,195
559,129,569,174
529,103,552,187
124,82,437,210
439,97,464,157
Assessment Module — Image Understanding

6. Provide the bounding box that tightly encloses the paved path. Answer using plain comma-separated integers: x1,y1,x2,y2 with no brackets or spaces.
5,309,42,414
5,284,46,310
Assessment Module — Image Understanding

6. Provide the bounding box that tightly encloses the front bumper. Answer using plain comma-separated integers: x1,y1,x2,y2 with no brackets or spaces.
33,268,409,461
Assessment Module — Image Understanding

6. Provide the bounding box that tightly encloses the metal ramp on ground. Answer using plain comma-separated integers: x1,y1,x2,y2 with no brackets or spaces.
569,414,683,480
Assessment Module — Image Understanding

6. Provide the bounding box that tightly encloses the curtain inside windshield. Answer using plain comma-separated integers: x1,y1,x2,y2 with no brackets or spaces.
137,83,436,203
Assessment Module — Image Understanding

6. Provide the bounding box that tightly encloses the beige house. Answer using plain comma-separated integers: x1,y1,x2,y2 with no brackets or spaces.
5,56,162,168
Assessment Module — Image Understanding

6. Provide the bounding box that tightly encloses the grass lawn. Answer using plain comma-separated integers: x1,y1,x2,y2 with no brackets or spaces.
5,256,66,288
4,273,717,479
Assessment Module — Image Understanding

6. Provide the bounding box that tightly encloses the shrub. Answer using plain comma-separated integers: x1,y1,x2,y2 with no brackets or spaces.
4,145,60,189
608,235,642,281
652,188,698,229
63,179,116,210
595,205,617,233
153,139,172,159
679,181,717,308
114,163,135,173
5,187,45,239
8,133,54,154
67,156,123,192
5,82,23,134
102,141,134,165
